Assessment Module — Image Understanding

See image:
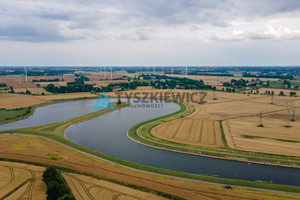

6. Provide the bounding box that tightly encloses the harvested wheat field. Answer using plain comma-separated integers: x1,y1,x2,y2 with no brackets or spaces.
139,89,300,156
224,107,300,157
0,76,34,88
0,134,292,200
13,87,51,95
258,88,299,96
0,92,98,109
36,92,98,101
63,172,166,200
0,93,47,109
0,161,46,200
152,118,223,147
162,74,278,86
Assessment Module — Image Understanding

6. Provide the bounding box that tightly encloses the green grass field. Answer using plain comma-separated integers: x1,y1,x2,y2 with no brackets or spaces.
0,107,33,124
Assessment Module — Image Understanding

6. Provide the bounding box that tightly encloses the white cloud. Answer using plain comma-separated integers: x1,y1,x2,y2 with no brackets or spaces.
210,25,300,42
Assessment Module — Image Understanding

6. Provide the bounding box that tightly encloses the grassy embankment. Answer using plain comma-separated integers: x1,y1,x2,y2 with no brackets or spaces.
1,102,300,193
128,102,300,168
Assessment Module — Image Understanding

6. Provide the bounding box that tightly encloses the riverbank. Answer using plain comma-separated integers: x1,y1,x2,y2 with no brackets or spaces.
127,101,300,169
0,92,98,124
0,102,299,194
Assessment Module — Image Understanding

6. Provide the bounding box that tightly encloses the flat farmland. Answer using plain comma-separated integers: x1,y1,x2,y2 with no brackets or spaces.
130,89,300,157
0,134,291,200
152,118,223,147
0,92,98,109
258,88,299,96
162,74,278,86
63,172,166,200
13,87,51,95
224,108,300,157
27,74,76,82
0,93,47,109
0,76,34,88
0,161,46,200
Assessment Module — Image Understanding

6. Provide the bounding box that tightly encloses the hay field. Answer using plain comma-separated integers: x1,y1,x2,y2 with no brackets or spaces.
0,134,290,200
0,93,47,109
33,79,129,88
0,161,46,200
171,74,278,86
27,74,76,82
224,108,300,157
63,172,166,200
0,92,98,109
36,92,98,101
0,76,34,88
127,73,278,86
13,88,51,95
258,88,299,96
152,118,223,147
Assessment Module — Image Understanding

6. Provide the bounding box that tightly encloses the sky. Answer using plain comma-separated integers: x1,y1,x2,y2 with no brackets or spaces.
0,0,300,66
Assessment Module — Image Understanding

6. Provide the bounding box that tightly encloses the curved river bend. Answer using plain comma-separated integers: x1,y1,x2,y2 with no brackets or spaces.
1,99,300,186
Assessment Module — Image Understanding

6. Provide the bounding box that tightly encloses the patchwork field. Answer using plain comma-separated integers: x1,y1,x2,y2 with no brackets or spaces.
63,172,166,200
119,89,300,157
0,134,292,200
0,161,46,200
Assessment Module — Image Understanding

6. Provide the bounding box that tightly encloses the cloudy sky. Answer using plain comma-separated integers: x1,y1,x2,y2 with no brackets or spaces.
0,0,300,66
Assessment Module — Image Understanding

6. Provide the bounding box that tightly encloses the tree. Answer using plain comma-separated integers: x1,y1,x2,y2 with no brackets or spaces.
46,182,69,200
57,194,75,200
10,86,15,93
279,91,285,96
26,89,31,94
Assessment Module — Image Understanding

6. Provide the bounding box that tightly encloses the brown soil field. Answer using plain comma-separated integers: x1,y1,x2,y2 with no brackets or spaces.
0,93,47,109
0,134,293,200
0,161,46,200
63,172,166,200
152,118,223,147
